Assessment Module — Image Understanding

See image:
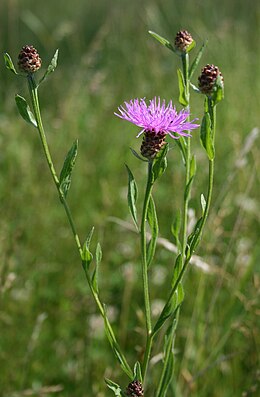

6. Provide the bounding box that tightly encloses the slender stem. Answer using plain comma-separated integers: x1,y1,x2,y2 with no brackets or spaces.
141,160,154,379
26,74,133,379
180,53,191,263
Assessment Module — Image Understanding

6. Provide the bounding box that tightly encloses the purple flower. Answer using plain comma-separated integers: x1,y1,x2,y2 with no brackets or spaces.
115,97,199,139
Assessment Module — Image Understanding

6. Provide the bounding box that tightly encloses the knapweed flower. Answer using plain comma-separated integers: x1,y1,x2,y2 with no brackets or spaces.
174,30,194,52
198,64,224,96
18,45,42,74
126,380,144,397
115,97,199,159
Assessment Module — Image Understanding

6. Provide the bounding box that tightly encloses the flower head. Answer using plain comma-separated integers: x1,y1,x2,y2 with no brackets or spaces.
115,97,199,139
126,380,144,397
198,64,224,96
174,30,194,52
115,97,199,159
18,45,42,74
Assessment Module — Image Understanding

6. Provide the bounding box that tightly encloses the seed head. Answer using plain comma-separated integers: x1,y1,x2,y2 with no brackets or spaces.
126,380,144,397
198,64,224,95
18,45,42,74
174,30,194,52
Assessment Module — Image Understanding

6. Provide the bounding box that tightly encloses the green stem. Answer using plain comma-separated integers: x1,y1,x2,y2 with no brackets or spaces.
180,53,191,264
141,160,154,379
27,74,133,379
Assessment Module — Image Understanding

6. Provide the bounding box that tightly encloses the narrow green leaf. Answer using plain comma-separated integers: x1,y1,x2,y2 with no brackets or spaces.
190,82,201,93
153,294,179,336
15,95,37,127
81,227,94,269
133,361,143,382
211,74,224,105
200,112,215,160
189,40,208,79
177,69,188,106
148,31,175,53
171,211,181,250
125,164,138,230
186,217,203,258
103,306,133,378
81,244,93,271
184,176,194,201
130,147,148,162
176,137,187,165
92,242,102,293
152,143,169,181
200,193,206,213
147,195,159,268
190,155,196,178
171,254,182,286
4,53,18,75
105,378,122,396
186,39,196,53
38,49,59,85
59,139,78,197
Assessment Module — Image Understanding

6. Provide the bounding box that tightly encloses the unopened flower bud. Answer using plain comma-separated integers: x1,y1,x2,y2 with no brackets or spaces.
140,130,166,160
174,30,194,52
198,64,224,95
18,45,42,74
126,380,144,397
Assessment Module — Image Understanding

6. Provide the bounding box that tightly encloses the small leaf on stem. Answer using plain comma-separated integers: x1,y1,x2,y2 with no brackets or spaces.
4,53,18,75
92,242,102,293
133,361,143,382
147,195,159,268
148,31,175,52
105,378,122,396
189,40,208,79
15,94,37,127
152,143,169,181
200,112,215,160
125,164,139,231
38,49,59,85
59,139,78,197
177,69,189,106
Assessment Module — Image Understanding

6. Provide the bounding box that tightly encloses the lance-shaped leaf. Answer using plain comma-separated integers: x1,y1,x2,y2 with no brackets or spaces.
38,49,59,85
130,147,148,162
148,31,175,52
133,361,143,383
171,211,181,250
92,242,102,293
15,95,37,127
105,378,122,396
152,143,169,181
152,282,183,336
103,305,133,378
59,139,78,197
186,217,203,259
200,193,206,213
82,227,94,270
184,155,196,202
4,53,18,75
211,74,224,105
171,254,182,286
200,112,215,160
125,164,139,231
177,69,188,107
189,40,208,79
147,195,159,268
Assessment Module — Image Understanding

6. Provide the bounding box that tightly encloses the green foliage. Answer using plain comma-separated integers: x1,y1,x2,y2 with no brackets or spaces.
59,139,78,197
4,52,18,74
15,94,37,127
38,49,59,85
125,164,139,230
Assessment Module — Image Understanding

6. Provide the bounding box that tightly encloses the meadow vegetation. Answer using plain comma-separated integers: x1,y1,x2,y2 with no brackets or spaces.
0,0,259,396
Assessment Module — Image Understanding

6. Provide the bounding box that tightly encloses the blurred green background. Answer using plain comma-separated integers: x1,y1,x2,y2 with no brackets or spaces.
0,0,259,396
